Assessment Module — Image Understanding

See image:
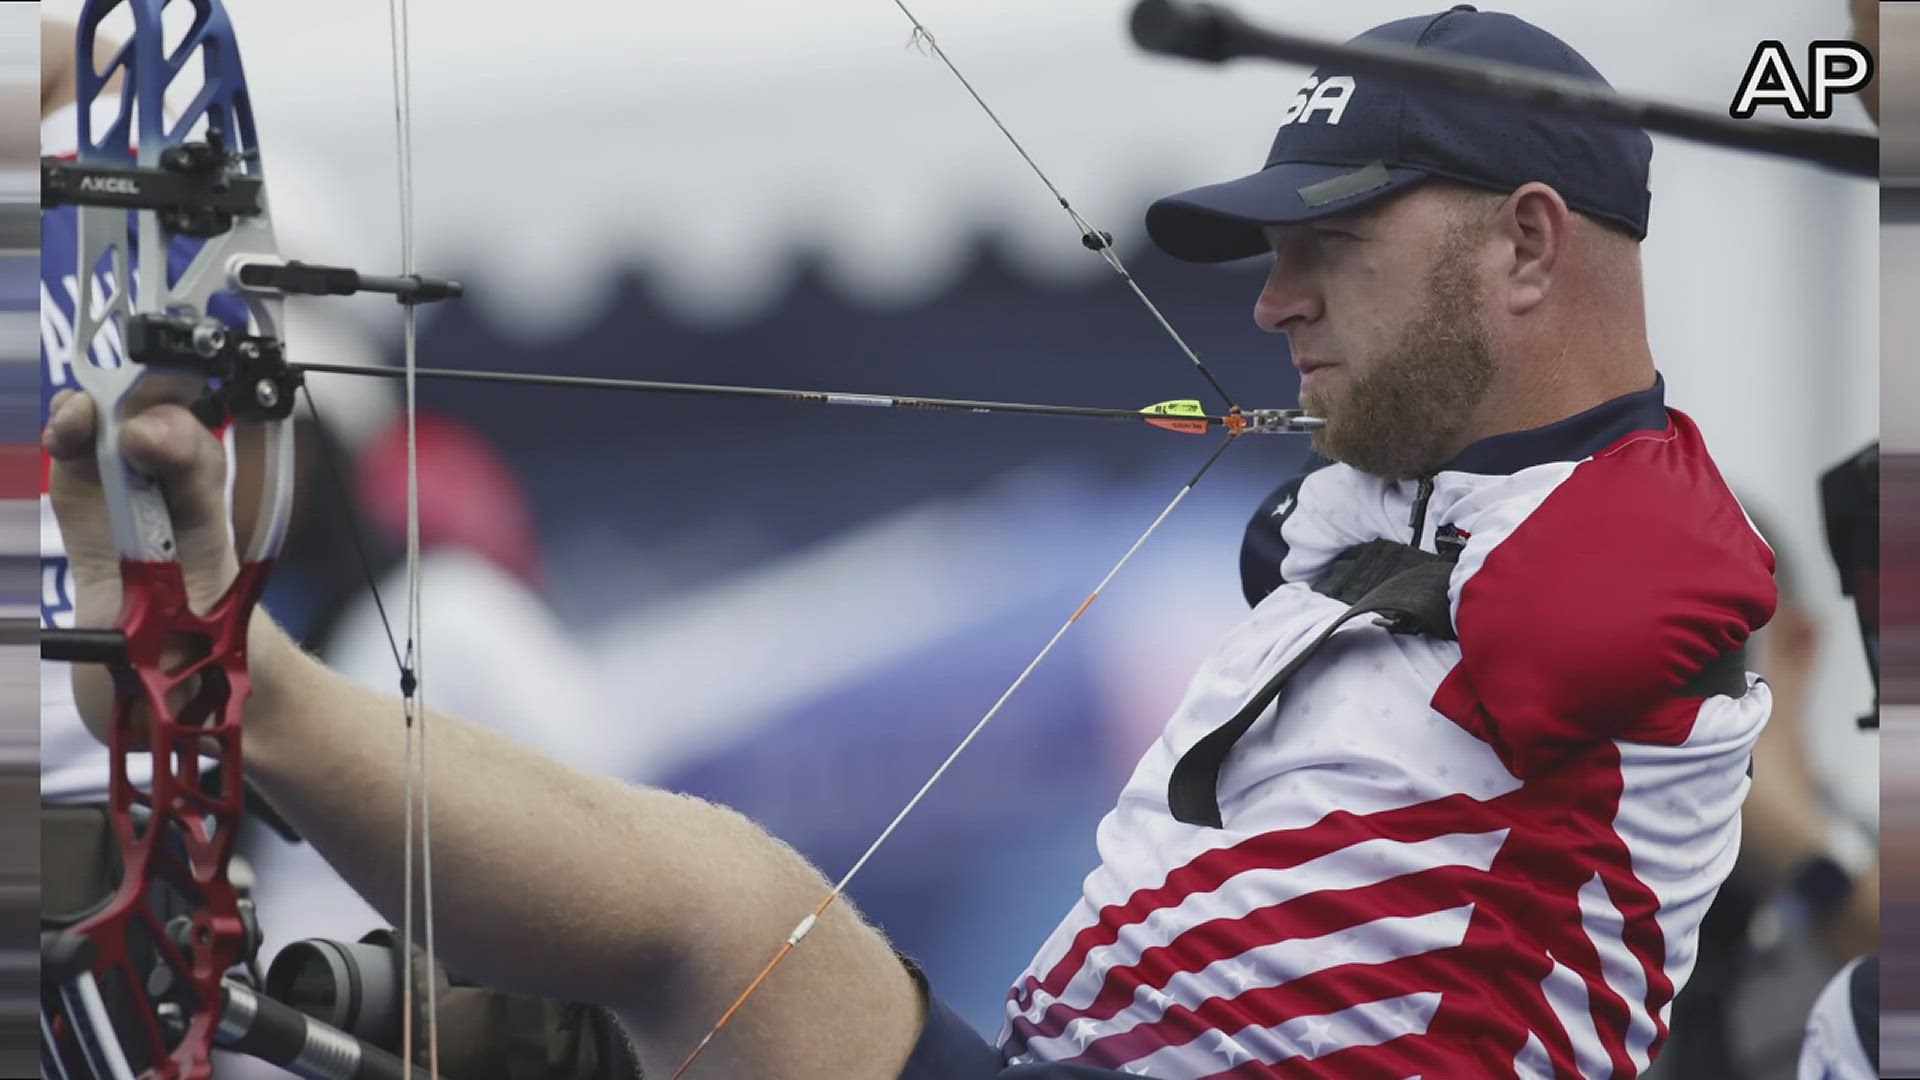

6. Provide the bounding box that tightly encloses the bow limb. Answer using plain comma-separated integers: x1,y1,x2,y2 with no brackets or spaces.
45,5,294,1078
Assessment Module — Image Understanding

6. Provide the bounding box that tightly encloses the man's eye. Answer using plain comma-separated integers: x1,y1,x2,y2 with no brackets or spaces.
1314,227,1360,241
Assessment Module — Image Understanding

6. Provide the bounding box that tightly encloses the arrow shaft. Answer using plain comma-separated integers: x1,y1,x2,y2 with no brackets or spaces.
291,361,1240,430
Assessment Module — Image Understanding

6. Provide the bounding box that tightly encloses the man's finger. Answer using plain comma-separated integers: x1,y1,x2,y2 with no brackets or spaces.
118,404,211,478
117,404,231,536
43,388,98,463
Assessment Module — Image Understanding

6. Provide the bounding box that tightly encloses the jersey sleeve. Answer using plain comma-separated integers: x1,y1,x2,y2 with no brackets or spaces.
1430,424,1777,779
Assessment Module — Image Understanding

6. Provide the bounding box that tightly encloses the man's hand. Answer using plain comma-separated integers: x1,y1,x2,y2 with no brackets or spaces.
43,385,245,740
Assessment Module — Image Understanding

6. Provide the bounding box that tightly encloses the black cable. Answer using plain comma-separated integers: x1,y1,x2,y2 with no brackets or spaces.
1129,0,1876,180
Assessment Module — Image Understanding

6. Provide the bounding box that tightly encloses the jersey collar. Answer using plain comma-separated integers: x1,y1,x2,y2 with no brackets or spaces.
1440,374,1668,476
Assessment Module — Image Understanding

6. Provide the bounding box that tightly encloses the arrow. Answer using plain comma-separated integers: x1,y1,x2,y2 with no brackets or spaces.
289,362,1325,435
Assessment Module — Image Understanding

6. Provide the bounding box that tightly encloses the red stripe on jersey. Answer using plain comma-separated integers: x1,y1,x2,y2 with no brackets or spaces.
1193,1031,1431,1080
1016,864,1487,1038
1017,794,1503,1004
1010,769,1694,1075
1045,950,1501,1076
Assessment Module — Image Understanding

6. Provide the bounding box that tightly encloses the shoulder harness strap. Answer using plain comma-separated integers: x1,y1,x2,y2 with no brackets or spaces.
1168,524,1756,828
1167,537,1460,828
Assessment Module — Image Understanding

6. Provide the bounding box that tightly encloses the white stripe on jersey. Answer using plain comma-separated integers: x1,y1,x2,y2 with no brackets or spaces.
1009,831,1505,1030
1023,908,1472,1068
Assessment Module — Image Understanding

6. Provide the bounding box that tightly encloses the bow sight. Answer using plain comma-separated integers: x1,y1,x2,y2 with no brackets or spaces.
41,130,261,238
42,134,462,430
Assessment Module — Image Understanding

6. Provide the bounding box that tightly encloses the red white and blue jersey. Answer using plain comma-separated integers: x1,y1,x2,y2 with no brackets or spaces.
1000,379,1776,1079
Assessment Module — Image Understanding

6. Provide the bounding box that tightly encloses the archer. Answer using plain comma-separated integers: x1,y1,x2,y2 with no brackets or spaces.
47,8,1776,1079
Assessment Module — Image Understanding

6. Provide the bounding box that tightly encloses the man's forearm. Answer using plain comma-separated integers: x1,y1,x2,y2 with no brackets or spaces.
239,616,807,1006
235,616,926,1079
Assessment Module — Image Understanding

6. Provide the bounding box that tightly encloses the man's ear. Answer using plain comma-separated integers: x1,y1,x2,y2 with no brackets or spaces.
1495,182,1569,316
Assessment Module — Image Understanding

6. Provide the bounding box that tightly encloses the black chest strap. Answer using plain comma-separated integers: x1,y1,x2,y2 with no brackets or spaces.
1166,533,1756,827
1167,539,1459,828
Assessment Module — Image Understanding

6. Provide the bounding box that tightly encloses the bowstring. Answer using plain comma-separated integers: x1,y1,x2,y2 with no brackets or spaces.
894,1,1237,412
674,5,1253,1073
669,437,1239,1079
386,0,440,1075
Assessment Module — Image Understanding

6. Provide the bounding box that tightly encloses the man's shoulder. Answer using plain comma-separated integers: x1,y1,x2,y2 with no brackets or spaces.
1458,405,1762,570
1441,407,1776,738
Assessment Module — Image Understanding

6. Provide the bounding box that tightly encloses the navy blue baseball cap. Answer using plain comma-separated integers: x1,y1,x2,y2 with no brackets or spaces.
1145,5,1653,263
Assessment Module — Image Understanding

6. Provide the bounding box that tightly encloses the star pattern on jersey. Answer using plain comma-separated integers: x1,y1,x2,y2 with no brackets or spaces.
1208,1027,1251,1064
1383,993,1433,1029
1299,1015,1337,1056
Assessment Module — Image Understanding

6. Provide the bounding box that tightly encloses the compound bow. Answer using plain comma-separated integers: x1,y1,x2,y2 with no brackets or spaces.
40,3,455,1078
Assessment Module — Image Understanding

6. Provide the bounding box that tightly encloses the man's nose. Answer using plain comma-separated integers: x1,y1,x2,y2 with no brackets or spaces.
1252,266,1320,333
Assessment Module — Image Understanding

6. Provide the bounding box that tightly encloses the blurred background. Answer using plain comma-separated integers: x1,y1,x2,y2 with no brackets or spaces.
1883,0,1920,1073
34,1,1878,1077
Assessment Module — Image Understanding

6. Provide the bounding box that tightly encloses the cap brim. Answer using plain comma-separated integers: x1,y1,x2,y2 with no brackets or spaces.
1146,161,1430,263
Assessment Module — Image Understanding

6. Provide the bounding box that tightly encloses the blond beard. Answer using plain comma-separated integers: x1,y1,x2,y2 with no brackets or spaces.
1301,228,1496,480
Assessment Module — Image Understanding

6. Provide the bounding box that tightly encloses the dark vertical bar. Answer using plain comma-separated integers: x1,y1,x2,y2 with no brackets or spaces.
1886,0,1920,1070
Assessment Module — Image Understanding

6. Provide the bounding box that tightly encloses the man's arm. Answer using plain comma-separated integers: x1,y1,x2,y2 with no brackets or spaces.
45,391,924,1080
40,18,124,121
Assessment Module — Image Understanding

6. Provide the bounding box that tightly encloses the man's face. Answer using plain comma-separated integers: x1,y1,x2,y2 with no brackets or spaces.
1256,188,1498,480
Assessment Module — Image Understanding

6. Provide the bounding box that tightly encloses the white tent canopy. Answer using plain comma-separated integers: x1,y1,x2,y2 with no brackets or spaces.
43,1,1875,324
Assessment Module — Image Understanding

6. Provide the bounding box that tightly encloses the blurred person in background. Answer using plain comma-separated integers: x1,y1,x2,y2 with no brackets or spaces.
1647,517,1875,1079
40,17,627,1078
1881,0,1920,1062
1778,2,1880,1078
47,9,1789,1079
